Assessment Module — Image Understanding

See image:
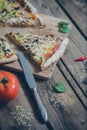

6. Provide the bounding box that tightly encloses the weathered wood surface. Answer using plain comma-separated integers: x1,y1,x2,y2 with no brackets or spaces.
29,0,87,102
56,0,87,40
0,0,87,130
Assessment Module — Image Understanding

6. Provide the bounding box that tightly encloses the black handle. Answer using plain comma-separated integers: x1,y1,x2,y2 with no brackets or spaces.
31,87,48,123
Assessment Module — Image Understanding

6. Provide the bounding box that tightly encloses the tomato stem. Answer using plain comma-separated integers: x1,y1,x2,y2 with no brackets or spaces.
1,77,8,85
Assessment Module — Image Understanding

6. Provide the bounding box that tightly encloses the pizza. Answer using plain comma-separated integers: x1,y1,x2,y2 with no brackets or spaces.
7,32,69,70
0,0,44,27
0,37,18,64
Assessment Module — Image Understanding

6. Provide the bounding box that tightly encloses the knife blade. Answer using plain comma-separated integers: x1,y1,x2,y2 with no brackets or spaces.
16,50,48,123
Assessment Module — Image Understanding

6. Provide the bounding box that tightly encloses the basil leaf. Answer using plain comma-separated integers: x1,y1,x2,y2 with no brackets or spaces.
58,21,70,33
58,21,69,26
59,26,70,33
54,82,66,93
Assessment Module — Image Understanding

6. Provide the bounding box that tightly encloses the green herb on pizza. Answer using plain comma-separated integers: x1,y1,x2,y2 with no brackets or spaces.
0,37,18,64
0,0,44,27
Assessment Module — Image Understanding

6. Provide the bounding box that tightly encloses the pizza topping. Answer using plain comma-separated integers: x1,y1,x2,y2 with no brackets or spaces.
14,6,20,10
7,32,62,69
0,50,5,59
0,38,17,60
0,0,43,27
2,9,8,13
9,0,17,3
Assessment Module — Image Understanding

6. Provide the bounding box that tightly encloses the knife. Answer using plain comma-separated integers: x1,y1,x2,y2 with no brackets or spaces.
16,50,48,123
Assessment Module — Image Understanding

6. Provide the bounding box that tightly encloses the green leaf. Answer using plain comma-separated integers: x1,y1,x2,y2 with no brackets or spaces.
54,82,66,93
58,21,70,33
59,26,70,33
58,21,69,26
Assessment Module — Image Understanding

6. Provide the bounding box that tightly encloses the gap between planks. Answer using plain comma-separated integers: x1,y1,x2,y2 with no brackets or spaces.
55,0,87,40
57,60,87,110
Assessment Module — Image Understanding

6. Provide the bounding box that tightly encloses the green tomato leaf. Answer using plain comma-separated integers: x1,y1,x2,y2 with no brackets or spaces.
54,82,66,93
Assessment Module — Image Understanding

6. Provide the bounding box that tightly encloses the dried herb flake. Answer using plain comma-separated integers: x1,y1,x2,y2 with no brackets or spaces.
10,106,33,129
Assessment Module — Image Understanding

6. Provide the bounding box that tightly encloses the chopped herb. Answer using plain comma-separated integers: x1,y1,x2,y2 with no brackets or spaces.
10,106,33,129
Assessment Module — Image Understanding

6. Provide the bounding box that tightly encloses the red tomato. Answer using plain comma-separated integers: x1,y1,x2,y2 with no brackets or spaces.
0,71,19,103
45,44,59,59
53,44,59,52
45,53,53,59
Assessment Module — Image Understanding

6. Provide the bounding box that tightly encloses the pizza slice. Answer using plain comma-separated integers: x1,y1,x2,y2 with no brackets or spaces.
0,37,18,64
0,0,44,27
7,32,68,70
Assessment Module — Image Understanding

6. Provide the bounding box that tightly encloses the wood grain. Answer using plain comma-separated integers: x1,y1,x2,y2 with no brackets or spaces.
0,0,86,130
28,0,87,101
56,0,87,39
42,66,87,130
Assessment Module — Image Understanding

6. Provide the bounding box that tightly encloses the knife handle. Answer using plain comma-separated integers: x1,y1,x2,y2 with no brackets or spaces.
31,87,48,123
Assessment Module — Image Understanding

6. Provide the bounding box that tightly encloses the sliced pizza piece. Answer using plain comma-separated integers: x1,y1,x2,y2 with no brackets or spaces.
0,0,44,27
0,38,18,64
7,32,69,70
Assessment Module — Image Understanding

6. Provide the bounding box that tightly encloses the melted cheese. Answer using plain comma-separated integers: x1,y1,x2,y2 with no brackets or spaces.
0,38,14,58
0,0,39,26
10,33,60,67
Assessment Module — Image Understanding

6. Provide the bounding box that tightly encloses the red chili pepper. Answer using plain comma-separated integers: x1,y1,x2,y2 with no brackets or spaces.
74,56,87,61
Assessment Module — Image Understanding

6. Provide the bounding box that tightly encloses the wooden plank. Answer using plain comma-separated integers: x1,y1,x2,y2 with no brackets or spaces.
38,66,87,130
56,0,87,39
29,0,86,53
28,0,87,104
57,60,87,108
0,1,86,130
0,72,49,130
0,70,67,130
26,1,87,129
58,39,87,97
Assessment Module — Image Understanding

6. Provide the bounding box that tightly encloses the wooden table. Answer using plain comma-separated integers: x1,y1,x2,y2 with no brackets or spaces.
0,0,87,130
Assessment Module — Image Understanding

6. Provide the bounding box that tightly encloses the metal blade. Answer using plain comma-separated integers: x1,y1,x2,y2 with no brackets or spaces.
16,50,36,89
16,50,48,123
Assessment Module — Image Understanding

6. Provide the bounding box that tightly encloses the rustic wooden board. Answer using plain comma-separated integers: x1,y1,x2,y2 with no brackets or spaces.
45,66,87,130
0,14,70,79
32,0,87,101
56,0,87,39
1,59,56,80
0,0,86,130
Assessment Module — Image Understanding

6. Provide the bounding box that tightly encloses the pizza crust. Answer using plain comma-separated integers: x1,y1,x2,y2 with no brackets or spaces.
0,0,44,27
0,55,18,64
41,38,69,69
23,0,44,25
7,32,69,70
23,0,38,13
19,0,44,26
